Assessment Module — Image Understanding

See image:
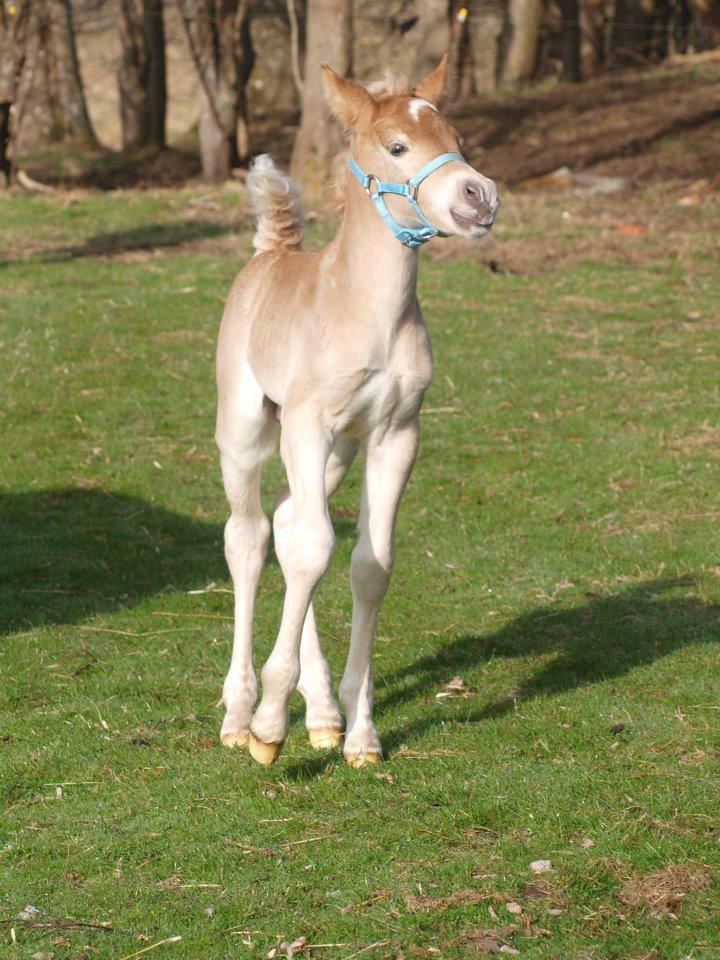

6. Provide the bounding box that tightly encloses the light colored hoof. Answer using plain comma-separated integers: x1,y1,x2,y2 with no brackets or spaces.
308,728,344,750
344,750,381,768
220,730,249,749
248,732,284,765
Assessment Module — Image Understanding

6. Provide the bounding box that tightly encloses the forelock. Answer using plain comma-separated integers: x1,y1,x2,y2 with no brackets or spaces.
365,72,411,100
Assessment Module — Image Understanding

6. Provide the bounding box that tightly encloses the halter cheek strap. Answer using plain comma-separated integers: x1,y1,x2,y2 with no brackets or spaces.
348,151,465,249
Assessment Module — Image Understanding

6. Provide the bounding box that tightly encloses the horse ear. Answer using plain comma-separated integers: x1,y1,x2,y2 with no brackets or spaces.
321,65,376,129
413,53,450,106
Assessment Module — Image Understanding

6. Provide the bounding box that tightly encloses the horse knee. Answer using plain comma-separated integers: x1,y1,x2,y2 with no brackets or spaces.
288,516,334,583
225,511,270,577
351,537,393,602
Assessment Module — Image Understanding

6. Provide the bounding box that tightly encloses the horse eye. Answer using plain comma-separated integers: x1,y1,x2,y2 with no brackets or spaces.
388,142,407,157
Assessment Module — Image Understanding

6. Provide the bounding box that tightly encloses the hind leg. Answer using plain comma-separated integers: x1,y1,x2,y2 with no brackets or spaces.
273,434,358,748
216,370,277,747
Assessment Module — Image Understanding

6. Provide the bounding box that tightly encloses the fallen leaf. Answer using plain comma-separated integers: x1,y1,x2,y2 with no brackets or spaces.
17,906,43,920
277,936,308,958
616,222,647,236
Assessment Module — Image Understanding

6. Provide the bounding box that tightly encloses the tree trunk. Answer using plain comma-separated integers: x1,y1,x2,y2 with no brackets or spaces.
558,0,582,80
502,0,543,85
290,0,350,182
0,12,12,183
46,0,97,145
198,84,235,182
610,0,671,66
118,0,167,149
412,0,450,80
581,0,608,75
465,0,505,93
692,0,720,47
176,0,253,183
0,0,31,184
448,3,475,100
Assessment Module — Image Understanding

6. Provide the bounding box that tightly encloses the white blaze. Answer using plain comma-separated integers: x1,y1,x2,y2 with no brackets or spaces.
408,98,438,122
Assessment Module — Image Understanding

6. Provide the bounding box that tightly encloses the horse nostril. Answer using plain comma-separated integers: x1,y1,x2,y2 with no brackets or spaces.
464,179,483,203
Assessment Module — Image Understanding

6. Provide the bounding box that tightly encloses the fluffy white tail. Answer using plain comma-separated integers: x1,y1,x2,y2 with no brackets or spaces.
246,154,304,254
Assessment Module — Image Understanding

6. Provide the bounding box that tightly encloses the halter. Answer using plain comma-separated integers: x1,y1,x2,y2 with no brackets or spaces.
348,151,466,249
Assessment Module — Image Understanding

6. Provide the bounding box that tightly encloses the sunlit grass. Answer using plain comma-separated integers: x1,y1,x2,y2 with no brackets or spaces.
1,185,719,960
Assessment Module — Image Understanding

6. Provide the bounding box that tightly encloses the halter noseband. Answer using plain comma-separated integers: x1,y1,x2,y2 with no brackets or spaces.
348,151,466,249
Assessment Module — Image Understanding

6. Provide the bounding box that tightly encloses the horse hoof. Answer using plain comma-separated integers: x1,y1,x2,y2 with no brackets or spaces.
248,732,283,765
220,730,249,748
344,750,381,768
308,728,343,750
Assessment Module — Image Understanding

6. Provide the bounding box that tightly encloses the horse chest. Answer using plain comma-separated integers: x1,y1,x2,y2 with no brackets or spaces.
343,358,431,436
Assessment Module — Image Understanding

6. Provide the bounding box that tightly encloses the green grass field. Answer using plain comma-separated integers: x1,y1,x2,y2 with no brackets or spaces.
1,184,719,960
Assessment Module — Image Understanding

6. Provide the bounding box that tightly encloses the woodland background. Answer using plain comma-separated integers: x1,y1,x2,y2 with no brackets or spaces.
1,0,719,190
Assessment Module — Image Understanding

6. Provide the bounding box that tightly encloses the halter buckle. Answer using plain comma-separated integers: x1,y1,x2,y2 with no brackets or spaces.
409,182,420,202
364,174,379,198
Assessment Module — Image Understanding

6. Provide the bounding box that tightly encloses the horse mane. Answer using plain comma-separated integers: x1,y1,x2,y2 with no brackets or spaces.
330,72,412,211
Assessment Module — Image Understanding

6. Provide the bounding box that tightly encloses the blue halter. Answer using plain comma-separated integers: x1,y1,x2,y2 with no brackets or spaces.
348,151,466,249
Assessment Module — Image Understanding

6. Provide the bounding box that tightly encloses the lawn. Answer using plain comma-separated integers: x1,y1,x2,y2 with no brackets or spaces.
1,182,719,960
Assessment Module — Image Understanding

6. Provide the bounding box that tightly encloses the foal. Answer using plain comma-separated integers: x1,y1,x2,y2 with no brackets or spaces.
215,56,499,766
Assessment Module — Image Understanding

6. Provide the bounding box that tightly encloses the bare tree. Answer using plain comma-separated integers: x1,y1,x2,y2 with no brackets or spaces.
118,0,167,149
448,3,475,99
558,0,582,80
502,0,543,85
0,0,31,184
610,0,671,65
692,0,720,46
44,0,97,145
290,0,351,181
412,0,451,79
581,0,608,75
176,0,254,182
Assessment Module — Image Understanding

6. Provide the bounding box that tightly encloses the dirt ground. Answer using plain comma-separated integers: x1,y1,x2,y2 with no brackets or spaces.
455,55,720,185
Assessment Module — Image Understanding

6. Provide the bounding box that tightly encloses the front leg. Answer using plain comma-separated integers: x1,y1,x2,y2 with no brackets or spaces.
340,418,419,766
248,408,334,764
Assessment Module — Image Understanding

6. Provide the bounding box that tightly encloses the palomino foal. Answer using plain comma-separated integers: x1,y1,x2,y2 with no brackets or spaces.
215,56,499,766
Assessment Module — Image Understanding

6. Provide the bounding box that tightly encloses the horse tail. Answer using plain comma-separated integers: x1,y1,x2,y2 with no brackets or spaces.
246,154,304,255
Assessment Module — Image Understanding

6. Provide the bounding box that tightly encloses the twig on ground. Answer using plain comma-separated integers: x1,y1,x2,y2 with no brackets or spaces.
113,935,182,960
342,941,389,960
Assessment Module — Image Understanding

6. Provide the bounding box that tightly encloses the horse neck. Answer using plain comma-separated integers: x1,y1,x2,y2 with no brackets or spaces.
329,178,420,324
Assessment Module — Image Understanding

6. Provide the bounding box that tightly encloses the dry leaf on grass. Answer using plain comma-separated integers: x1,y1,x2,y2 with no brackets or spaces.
157,875,182,890
522,881,566,907
618,862,710,915
267,936,308,959
460,928,519,954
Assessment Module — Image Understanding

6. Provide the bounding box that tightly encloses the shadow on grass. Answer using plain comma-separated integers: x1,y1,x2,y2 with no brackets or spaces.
0,488,225,633
0,220,238,269
0,487,356,635
4,490,718,779
376,579,720,755
282,579,720,779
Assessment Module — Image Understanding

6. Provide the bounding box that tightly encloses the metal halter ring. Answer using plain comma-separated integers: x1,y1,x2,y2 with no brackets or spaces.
364,173,379,198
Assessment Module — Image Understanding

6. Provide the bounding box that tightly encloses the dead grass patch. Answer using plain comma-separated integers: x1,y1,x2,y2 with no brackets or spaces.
618,861,711,915
405,888,492,912
665,423,720,459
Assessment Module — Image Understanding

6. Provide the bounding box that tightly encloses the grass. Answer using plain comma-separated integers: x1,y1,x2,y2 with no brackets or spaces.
1,182,719,960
